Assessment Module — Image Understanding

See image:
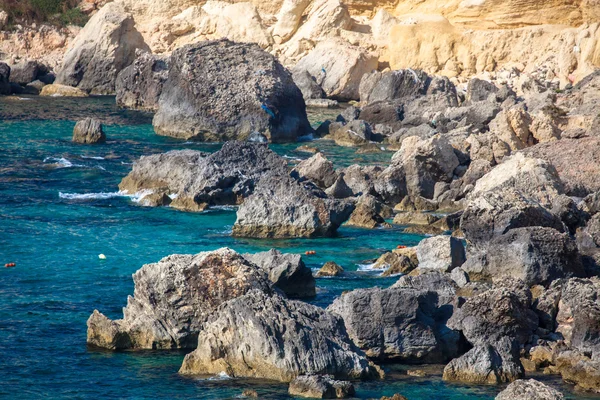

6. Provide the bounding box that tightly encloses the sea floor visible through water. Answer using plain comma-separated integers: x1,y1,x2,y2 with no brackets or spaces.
0,96,596,399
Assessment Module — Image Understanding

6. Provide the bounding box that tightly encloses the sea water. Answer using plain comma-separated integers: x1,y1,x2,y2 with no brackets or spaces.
0,96,591,399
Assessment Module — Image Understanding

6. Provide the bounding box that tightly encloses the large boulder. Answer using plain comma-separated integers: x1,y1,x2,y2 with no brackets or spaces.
9,60,48,86
359,69,430,105
119,141,288,211
416,235,465,273
288,375,355,399
293,153,337,189
232,174,354,238
39,84,88,97
327,287,462,363
293,38,378,101
0,62,10,95
56,2,149,94
243,249,316,298
522,137,600,197
87,248,273,350
115,51,169,112
153,39,311,142
179,290,379,381
72,118,106,144
495,379,565,400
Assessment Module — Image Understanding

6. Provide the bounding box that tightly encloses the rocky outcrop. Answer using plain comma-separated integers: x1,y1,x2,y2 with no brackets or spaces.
115,51,169,111
9,60,49,86
328,286,463,363
72,118,106,144
288,375,354,399
243,249,316,298
0,63,11,95
87,248,273,350
153,39,311,142
56,2,149,94
39,84,88,97
232,174,354,238
346,194,392,229
416,236,465,273
293,153,337,189
495,379,564,400
179,290,379,381
119,141,288,210
317,262,344,277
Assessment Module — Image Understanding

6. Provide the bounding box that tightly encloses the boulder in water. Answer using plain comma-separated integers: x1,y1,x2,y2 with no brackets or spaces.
288,375,355,399
72,118,106,144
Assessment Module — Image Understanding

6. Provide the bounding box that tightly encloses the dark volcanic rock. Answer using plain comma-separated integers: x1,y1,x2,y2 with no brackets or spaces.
87,248,273,350
153,39,311,142
116,51,169,112
72,118,106,144
0,62,11,95
180,290,379,381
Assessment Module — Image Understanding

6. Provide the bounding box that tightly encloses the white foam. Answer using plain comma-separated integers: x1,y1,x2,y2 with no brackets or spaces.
44,157,84,168
357,262,384,272
195,371,232,381
81,156,105,160
59,190,152,202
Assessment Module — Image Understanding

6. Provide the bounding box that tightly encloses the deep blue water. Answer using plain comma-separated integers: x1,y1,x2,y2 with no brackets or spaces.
0,96,593,399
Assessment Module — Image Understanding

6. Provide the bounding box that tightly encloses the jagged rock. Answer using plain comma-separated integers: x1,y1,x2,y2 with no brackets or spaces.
180,290,378,381
554,349,600,392
325,174,355,199
232,174,354,238
466,78,498,103
327,120,373,147
306,99,339,108
288,375,355,399
153,39,311,142
0,62,10,95
294,153,337,189
470,153,564,207
359,101,404,130
552,194,588,234
341,165,381,196
87,248,273,350
116,51,169,112
373,251,416,276
359,69,431,105
464,227,584,286
243,249,315,298
393,212,439,226
450,267,470,287
392,271,458,294
39,84,88,97
317,262,344,277
495,379,565,400
72,118,106,144
416,236,465,273
56,3,149,94
9,60,47,86
293,70,325,100
119,141,288,209
346,194,391,229
443,338,524,384
328,286,462,362
522,137,600,197
380,394,408,400
293,38,378,101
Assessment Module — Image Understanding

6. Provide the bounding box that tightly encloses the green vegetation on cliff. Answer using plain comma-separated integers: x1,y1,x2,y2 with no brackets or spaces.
0,0,88,27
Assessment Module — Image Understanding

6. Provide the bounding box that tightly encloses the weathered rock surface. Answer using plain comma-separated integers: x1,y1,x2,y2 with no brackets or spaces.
232,174,354,238
87,248,272,350
56,2,149,94
416,236,465,273
153,39,311,142
495,379,565,400
288,375,355,399
243,249,316,298
72,118,106,144
328,286,462,362
119,141,288,210
0,62,10,95
180,290,378,381
9,60,48,86
294,153,337,189
115,51,169,111
39,84,88,97
317,261,344,277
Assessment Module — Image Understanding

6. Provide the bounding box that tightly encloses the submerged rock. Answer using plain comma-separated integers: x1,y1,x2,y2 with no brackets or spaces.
232,174,354,238
180,290,379,381
495,379,565,400
87,248,272,350
153,39,311,142
72,118,106,144
243,249,316,298
288,375,355,399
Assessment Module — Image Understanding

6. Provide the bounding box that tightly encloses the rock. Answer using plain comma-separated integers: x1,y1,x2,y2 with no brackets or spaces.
359,101,404,130
0,62,11,95
495,379,565,400
392,271,459,294
464,227,584,286
466,78,498,103
448,288,538,347
470,153,564,207
522,137,600,197
243,249,316,298
272,0,312,42
359,69,431,105
39,84,88,97
294,153,337,189
293,38,378,101
288,375,355,399
380,395,408,400
56,2,149,94
317,262,344,277
139,191,172,207
346,194,393,229
306,99,340,108
443,338,524,384
450,267,470,287
232,174,354,238
87,248,273,350
325,174,355,199
241,389,258,398
393,212,439,226
9,60,47,86
293,69,325,100
461,188,566,247
179,290,378,381
116,51,169,112
153,40,310,142
23,80,45,95
554,349,600,392
416,236,465,273
72,118,106,144
327,120,373,147
373,252,416,276
119,141,288,209
328,286,462,362
342,165,381,196
551,194,588,234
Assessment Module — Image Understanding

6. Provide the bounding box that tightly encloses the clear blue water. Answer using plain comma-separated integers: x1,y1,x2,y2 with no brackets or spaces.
0,97,592,399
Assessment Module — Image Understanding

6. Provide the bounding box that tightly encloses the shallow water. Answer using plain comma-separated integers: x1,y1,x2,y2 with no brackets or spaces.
0,97,594,399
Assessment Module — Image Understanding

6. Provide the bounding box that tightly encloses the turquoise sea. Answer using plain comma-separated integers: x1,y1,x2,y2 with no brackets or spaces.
0,96,593,399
